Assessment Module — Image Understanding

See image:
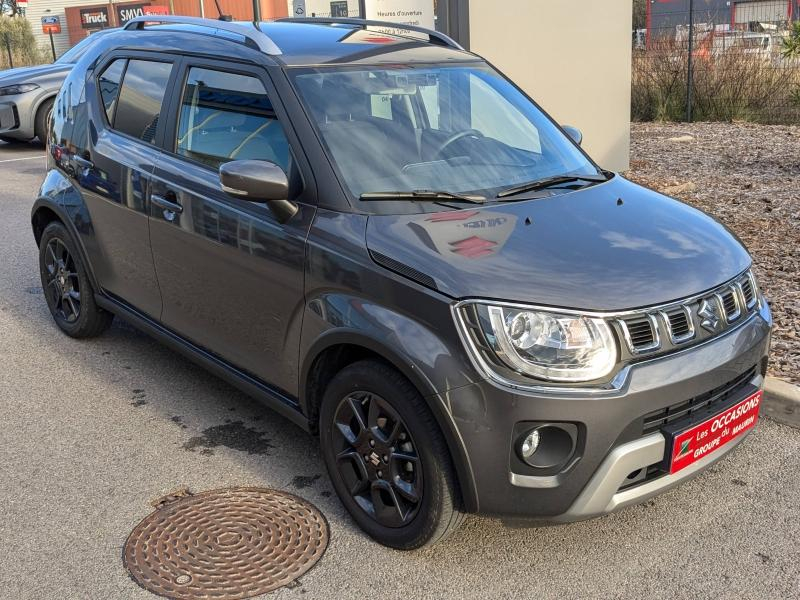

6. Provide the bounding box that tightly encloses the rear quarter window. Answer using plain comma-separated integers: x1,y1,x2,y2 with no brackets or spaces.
98,59,126,124
112,59,173,144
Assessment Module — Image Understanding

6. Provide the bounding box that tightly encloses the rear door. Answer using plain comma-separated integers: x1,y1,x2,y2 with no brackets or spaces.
147,59,316,397
72,52,181,318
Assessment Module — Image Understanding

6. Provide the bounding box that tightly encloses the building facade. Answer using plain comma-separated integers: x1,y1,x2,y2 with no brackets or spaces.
24,1,291,56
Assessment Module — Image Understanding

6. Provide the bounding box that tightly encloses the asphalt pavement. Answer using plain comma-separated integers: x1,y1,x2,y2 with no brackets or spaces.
0,142,798,600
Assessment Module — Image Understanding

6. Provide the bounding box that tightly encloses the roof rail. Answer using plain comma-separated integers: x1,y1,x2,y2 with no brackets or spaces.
123,15,282,55
277,17,464,51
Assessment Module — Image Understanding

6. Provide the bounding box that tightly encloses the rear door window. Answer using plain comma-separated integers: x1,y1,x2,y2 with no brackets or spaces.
174,67,290,172
113,59,173,144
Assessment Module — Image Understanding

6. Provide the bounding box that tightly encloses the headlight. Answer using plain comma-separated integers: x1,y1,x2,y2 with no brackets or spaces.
457,303,618,383
0,83,40,96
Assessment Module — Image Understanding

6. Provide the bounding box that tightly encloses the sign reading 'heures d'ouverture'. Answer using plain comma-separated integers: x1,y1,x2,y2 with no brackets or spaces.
365,0,435,29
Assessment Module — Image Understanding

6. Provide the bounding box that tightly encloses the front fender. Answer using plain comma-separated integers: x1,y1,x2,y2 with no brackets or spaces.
32,168,101,292
299,292,481,511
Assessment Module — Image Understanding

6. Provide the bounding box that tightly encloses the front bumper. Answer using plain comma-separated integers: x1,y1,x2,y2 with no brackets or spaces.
443,301,771,519
0,94,37,139
553,415,754,522
0,101,20,135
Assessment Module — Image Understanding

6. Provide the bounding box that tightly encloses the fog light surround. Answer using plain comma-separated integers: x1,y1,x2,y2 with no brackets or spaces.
516,424,577,470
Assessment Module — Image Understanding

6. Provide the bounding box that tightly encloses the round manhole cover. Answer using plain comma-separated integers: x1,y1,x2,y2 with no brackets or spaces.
123,487,329,600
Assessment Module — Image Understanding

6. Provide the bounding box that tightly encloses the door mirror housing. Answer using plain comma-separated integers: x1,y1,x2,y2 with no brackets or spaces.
219,159,298,223
562,125,583,146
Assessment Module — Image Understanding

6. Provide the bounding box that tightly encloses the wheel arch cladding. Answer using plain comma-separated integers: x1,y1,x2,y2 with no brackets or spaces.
31,204,61,245
31,196,101,294
301,330,479,512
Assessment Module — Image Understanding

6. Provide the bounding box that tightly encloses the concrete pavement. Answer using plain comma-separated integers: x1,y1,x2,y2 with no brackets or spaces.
0,143,798,599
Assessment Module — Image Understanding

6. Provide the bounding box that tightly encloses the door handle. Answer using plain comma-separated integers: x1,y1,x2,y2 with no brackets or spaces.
152,193,183,220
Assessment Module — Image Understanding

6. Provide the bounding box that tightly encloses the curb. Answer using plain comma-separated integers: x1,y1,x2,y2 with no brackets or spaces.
763,376,800,429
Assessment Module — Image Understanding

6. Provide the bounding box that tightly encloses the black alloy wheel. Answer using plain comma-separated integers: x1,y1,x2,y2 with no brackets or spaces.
320,359,464,549
38,221,113,338
332,390,423,528
43,237,81,323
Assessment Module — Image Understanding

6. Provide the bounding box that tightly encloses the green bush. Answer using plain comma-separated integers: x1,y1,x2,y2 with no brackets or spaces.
0,15,48,69
782,21,800,59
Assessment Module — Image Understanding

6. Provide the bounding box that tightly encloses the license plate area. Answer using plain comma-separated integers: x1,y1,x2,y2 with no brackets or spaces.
662,384,762,474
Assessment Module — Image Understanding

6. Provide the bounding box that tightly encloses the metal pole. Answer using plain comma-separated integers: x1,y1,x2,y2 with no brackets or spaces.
199,0,205,18
4,34,13,69
168,0,175,14
49,30,56,61
686,0,694,122
359,0,366,19
252,0,261,21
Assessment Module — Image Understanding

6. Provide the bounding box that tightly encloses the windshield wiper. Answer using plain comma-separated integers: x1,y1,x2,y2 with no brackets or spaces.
359,190,487,204
496,173,609,199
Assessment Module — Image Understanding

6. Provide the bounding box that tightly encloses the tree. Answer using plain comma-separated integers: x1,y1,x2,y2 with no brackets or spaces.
0,15,47,67
633,0,648,31
1,1,21,16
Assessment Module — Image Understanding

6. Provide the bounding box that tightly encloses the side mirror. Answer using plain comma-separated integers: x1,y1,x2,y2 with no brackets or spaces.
219,159,298,223
562,125,583,146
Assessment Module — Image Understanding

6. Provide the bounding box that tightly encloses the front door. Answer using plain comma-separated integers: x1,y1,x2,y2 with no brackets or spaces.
148,62,315,397
72,54,180,319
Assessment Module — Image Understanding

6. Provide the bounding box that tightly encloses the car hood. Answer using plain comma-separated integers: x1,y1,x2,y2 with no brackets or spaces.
365,176,751,311
0,63,71,85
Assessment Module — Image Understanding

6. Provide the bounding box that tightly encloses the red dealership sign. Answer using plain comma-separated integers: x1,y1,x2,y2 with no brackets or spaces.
668,390,761,474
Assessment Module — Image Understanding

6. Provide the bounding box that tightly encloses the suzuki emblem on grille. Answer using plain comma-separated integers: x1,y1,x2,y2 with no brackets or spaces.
698,298,720,333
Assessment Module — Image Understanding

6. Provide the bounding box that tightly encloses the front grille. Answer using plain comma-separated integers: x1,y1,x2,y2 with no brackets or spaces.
741,277,755,308
622,316,657,351
642,366,757,435
618,367,758,492
663,306,693,342
616,270,758,357
720,289,740,321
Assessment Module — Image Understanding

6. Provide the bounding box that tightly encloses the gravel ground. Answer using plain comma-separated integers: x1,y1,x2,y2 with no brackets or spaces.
628,122,800,386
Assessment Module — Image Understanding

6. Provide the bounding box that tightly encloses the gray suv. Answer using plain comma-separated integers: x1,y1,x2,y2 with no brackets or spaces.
32,16,772,549
0,30,114,144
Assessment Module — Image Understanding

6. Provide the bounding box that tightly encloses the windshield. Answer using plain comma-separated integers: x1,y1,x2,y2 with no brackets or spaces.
291,63,598,201
56,32,104,64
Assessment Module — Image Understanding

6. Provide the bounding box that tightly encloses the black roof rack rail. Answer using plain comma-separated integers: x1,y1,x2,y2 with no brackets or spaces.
123,15,282,55
277,17,465,51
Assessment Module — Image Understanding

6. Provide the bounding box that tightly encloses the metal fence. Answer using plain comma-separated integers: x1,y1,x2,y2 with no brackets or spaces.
633,0,800,124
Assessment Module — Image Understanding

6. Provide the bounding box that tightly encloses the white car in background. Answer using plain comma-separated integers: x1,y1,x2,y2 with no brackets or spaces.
0,29,115,144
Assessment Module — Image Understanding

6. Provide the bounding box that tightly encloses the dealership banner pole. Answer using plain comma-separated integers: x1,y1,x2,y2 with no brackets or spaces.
686,0,694,123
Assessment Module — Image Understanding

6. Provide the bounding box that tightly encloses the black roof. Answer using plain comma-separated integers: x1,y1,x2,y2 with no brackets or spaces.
113,17,476,67
260,21,474,66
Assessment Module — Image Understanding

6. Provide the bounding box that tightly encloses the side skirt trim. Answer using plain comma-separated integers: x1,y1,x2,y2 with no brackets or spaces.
95,293,311,432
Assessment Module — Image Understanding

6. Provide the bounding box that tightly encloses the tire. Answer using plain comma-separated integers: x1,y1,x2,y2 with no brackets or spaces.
319,359,465,549
38,221,113,338
34,97,54,145
0,135,27,144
